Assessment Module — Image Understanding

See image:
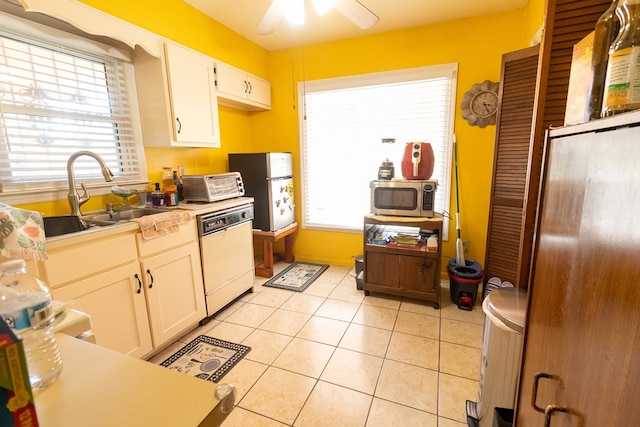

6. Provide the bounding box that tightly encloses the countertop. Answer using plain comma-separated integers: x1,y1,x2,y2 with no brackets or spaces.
35,335,229,426
44,197,254,250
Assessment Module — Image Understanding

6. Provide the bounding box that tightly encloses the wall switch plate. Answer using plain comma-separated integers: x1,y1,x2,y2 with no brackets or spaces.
462,240,469,253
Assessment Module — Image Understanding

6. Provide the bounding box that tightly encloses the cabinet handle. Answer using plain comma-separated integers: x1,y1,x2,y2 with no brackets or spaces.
532,372,553,413
147,269,154,289
134,273,142,294
244,80,248,93
532,372,568,426
544,404,568,427
247,81,252,94
176,117,182,134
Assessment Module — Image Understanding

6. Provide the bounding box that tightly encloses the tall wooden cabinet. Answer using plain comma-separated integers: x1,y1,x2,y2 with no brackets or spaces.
515,113,640,425
484,45,539,289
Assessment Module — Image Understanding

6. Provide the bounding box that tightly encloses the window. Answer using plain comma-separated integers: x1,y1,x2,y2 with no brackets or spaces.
0,11,147,204
299,64,457,239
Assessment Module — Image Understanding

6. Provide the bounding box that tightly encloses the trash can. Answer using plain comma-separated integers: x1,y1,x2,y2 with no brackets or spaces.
355,255,364,290
466,287,527,427
493,408,514,427
447,259,483,310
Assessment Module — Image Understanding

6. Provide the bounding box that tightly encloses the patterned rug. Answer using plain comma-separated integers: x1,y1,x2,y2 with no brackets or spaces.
263,261,329,292
160,335,250,383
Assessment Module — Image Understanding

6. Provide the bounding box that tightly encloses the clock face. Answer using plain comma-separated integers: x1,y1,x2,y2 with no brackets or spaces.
471,91,498,118
461,80,500,128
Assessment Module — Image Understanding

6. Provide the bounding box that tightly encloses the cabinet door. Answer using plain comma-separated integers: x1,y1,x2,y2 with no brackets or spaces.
215,61,271,111
246,74,271,108
215,61,249,100
516,126,640,425
365,251,400,289
164,43,220,147
140,243,206,348
399,254,437,295
52,262,153,358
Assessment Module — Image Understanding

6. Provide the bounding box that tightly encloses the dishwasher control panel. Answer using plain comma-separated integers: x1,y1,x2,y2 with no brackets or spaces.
198,204,254,237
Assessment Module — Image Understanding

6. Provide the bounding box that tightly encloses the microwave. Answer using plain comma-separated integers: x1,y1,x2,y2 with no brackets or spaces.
370,179,437,217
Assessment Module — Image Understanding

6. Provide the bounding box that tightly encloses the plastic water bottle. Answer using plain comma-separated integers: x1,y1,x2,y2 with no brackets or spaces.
0,259,62,390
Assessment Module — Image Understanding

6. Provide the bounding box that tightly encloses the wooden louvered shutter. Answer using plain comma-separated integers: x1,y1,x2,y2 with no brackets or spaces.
483,46,539,290
522,0,612,289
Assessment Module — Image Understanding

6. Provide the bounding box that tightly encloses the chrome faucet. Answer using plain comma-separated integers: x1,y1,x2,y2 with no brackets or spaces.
67,151,114,217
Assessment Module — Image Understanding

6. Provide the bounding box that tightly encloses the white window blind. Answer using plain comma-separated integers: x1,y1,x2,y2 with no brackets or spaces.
299,64,457,238
0,12,146,200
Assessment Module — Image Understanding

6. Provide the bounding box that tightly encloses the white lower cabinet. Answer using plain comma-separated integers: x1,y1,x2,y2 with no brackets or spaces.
46,220,206,358
139,243,205,347
52,262,153,358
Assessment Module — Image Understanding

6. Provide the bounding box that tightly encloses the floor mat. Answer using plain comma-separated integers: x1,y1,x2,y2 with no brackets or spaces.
160,335,250,383
262,261,329,292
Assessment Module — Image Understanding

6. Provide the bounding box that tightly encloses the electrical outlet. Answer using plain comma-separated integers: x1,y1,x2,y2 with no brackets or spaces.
462,240,469,253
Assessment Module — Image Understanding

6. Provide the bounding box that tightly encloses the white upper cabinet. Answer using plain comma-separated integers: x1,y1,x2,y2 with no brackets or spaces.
134,43,221,148
215,61,271,111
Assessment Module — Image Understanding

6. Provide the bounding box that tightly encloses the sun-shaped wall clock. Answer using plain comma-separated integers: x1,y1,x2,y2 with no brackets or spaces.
461,80,500,128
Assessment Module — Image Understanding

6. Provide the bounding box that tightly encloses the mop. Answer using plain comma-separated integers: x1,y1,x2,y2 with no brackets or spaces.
453,134,466,267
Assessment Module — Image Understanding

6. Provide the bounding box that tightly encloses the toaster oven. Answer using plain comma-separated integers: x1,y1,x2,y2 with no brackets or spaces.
182,172,245,202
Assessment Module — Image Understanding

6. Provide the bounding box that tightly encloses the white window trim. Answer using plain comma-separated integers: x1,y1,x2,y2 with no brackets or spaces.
298,64,456,240
0,8,149,206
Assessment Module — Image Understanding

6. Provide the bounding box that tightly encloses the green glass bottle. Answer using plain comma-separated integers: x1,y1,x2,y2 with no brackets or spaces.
586,0,620,120
602,0,640,116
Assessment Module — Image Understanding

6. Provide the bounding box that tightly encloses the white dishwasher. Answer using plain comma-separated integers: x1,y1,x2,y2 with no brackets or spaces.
198,204,255,320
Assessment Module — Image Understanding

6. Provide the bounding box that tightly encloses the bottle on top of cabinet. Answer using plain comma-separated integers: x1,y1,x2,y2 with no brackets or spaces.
587,0,620,120
602,0,640,116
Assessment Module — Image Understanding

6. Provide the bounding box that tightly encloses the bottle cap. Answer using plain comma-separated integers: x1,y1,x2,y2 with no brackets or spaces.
0,259,26,272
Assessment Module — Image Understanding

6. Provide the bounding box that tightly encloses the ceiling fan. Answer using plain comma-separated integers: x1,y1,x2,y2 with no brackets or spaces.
257,0,379,35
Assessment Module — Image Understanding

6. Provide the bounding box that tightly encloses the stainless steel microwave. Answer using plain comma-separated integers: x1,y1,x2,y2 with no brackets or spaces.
370,179,437,217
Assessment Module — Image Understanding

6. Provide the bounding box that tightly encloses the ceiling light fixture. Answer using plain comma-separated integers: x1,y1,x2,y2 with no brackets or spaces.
257,0,378,35
312,0,335,16
283,0,305,25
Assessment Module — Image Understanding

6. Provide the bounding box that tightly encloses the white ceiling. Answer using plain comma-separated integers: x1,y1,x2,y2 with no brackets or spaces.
183,0,529,51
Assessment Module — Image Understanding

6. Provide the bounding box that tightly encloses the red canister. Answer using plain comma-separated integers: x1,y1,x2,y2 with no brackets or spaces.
401,142,434,180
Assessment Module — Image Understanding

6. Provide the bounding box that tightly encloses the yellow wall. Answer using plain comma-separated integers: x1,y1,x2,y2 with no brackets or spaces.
252,9,541,267
18,0,545,272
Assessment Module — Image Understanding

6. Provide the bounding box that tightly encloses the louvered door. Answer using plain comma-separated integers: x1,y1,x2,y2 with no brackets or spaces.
483,46,539,289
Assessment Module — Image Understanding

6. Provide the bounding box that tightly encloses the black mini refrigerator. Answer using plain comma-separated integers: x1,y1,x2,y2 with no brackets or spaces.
228,152,294,231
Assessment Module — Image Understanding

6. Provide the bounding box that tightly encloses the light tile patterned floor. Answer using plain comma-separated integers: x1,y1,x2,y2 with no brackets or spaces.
149,262,485,426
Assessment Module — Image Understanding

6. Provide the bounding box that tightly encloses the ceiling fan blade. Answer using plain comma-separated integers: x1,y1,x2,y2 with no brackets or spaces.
333,0,379,29
257,0,285,35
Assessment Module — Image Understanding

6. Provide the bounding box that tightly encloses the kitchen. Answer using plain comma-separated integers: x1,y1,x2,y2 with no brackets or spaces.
1,0,637,426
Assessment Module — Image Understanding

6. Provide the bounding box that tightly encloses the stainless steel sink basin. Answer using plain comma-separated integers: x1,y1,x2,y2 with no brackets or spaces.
84,207,171,223
44,208,172,238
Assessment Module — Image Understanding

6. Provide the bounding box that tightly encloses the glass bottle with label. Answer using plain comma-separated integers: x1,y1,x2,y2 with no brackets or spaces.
587,0,620,120
602,0,640,116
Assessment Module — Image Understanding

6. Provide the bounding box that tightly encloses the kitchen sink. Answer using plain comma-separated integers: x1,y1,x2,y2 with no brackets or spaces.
83,207,172,223
44,208,172,238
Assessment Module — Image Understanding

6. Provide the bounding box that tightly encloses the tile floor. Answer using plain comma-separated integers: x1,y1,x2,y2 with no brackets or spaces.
149,262,485,427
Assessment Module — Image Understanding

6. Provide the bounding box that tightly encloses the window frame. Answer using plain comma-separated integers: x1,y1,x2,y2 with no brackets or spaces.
0,9,148,206
298,64,457,240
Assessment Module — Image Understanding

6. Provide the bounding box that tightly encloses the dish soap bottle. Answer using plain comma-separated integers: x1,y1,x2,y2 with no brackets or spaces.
602,0,640,116
151,182,165,207
0,259,63,390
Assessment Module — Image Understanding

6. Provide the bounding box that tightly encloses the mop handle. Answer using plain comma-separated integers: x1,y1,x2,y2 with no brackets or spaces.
453,134,462,238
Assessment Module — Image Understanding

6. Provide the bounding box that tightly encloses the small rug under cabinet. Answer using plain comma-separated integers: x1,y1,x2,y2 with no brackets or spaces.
160,335,251,383
262,261,329,292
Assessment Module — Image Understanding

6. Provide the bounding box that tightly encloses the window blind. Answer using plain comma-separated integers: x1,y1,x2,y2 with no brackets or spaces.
0,26,143,193
299,64,457,237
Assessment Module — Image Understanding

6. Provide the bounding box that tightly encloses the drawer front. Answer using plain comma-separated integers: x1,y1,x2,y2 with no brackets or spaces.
136,219,197,257
42,233,138,288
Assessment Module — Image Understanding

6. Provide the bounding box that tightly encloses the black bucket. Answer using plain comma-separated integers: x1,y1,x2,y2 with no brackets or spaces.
448,259,483,310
